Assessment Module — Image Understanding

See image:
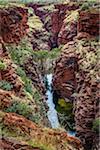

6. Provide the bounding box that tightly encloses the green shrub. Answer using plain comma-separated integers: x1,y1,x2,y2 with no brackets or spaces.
7,39,33,65
80,2,90,10
49,47,61,59
0,80,13,91
5,101,32,118
56,99,75,131
16,67,33,95
33,91,41,101
80,0,97,10
58,99,73,113
92,118,100,133
5,101,40,123
24,79,33,94
0,60,7,70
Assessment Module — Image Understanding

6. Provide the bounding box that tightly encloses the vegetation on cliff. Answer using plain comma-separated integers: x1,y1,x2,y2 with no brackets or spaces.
0,0,99,150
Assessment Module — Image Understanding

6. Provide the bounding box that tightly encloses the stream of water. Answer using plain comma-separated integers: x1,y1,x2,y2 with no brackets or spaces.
46,74,60,128
46,74,76,136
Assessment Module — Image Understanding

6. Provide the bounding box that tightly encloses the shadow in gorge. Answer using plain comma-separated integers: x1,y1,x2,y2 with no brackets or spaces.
44,73,76,136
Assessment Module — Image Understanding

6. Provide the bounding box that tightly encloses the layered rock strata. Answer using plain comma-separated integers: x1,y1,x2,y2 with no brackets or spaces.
0,111,84,150
53,8,99,150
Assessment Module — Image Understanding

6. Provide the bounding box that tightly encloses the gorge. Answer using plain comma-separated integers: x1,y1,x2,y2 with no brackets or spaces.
0,0,99,150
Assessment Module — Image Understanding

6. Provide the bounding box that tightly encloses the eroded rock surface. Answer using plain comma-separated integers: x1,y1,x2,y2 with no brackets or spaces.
0,138,41,150
53,41,78,101
0,111,84,150
0,43,24,97
53,8,99,150
23,56,46,95
0,6,28,44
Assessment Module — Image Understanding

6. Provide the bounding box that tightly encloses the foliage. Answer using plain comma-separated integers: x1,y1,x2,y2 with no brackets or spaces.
80,2,90,10
56,98,75,131
49,47,61,59
58,99,73,113
0,80,13,91
33,50,49,60
16,67,47,124
28,14,43,31
7,39,33,65
80,0,97,10
16,67,33,95
58,112,75,131
33,91,41,101
32,47,61,74
5,101,40,123
92,118,100,133
19,0,65,4
32,47,61,61
0,60,7,70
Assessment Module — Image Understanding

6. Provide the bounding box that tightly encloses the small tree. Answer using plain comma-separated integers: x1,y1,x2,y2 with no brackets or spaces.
33,50,48,76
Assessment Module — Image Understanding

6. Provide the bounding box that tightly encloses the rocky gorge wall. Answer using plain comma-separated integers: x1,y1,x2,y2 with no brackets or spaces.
27,2,99,149
52,5,99,150
0,3,85,150
0,1,99,150
27,2,79,49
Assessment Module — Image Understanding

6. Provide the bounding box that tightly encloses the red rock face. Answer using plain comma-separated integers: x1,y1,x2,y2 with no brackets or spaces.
78,10,99,36
53,42,78,100
1,112,84,150
58,9,99,46
52,8,99,150
0,90,12,110
23,56,46,95
0,7,29,44
51,3,79,47
29,3,79,49
0,138,40,150
58,19,77,45
75,81,98,150
0,43,24,97
53,38,99,150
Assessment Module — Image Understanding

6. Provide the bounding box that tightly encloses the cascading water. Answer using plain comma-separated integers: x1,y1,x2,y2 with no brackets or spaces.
46,73,76,136
46,74,60,128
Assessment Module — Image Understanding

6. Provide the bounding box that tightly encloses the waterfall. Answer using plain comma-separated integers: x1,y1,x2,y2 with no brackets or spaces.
46,74,60,128
46,74,76,136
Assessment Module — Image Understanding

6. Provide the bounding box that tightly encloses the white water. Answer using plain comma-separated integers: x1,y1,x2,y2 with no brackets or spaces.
46,74,76,136
46,74,60,128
